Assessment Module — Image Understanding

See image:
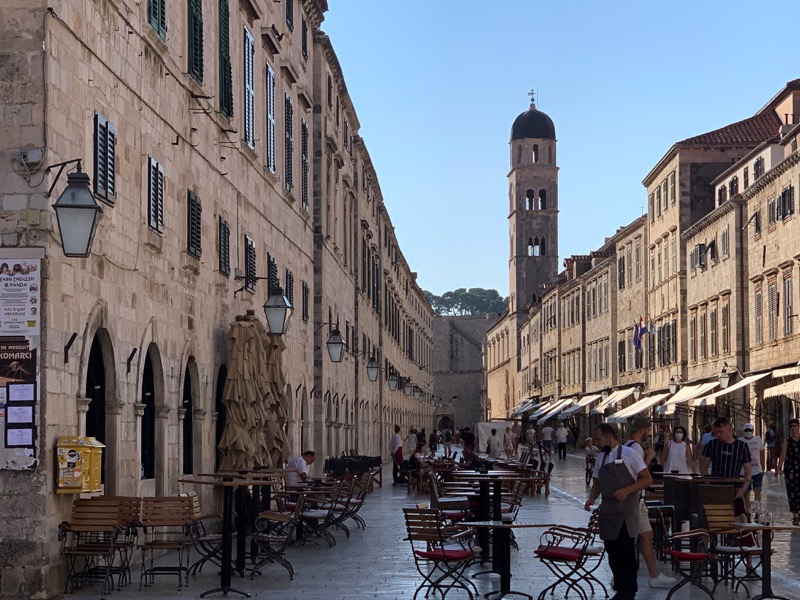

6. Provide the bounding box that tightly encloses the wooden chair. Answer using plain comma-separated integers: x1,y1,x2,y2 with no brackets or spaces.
81,495,142,589
250,495,305,580
59,499,123,599
702,503,763,595
138,496,194,590
180,491,227,576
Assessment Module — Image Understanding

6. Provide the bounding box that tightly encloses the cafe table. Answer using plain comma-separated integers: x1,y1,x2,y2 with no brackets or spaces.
179,471,288,598
469,521,555,599
730,522,800,600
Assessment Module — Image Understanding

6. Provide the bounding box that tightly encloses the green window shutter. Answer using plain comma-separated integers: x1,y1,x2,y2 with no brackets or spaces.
93,114,116,202
219,0,233,118
188,0,204,83
187,191,202,258
218,217,230,276
149,0,167,38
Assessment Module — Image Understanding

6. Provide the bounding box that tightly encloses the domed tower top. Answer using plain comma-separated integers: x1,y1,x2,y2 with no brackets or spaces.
510,93,556,141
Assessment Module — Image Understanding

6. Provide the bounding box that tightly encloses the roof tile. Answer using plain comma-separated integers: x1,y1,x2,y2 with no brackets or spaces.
678,111,781,146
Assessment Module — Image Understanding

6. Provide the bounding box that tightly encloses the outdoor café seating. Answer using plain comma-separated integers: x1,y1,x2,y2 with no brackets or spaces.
662,528,717,600
250,494,307,580
137,496,195,590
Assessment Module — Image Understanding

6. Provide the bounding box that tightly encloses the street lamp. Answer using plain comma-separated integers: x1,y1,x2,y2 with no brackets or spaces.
388,371,399,391
49,160,102,257
263,286,292,335
326,327,345,363
719,368,730,389
633,386,641,401
403,379,413,396
668,375,685,395
366,357,380,382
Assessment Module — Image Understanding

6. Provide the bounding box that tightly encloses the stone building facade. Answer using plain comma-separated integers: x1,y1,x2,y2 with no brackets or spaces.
431,314,494,431
0,0,432,596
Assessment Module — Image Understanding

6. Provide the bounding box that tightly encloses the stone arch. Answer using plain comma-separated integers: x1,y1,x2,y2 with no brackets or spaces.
539,189,547,210
139,341,166,494
528,237,535,256
526,189,536,210
181,356,200,475
83,328,117,488
532,144,539,163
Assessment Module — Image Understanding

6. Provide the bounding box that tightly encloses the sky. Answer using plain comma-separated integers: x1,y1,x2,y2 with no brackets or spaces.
323,1,800,298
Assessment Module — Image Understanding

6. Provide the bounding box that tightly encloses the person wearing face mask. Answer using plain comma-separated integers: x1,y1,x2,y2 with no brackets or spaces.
662,426,696,475
738,422,765,503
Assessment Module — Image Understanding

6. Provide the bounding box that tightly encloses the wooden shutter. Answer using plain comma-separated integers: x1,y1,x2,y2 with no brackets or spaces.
243,28,255,148
301,118,309,209
245,236,256,290
218,217,230,276
266,64,276,172
148,157,164,232
188,0,204,83
219,0,233,118
284,94,293,191
187,191,202,258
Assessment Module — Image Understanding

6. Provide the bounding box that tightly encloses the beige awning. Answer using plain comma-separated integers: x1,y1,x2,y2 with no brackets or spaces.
529,398,556,420
558,393,603,418
591,387,635,415
690,372,771,407
772,365,800,379
536,397,575,422
510,399,542,418
607,392,672,423
763,377,800,398
661,381,719,407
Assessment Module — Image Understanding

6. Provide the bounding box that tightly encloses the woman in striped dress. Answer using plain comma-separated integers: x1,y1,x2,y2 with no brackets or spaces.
777,418,800,525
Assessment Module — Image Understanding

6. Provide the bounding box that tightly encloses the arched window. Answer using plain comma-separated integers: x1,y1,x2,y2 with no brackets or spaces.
182,361,195,475
540,237,546,255
516,145,522,163
526,189,536,210
533,144,539,163
539,189,547,210
141,351,156,480
548,145,553,164
528,237,534,256
533,237,540,256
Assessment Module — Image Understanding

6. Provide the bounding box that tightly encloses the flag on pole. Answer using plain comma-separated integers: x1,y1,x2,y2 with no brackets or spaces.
633,316,648,350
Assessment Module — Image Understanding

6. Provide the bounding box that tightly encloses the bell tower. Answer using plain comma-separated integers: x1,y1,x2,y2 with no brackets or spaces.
508,93,559,315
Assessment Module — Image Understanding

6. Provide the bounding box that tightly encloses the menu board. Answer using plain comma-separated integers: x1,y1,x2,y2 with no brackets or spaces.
0,250,42,470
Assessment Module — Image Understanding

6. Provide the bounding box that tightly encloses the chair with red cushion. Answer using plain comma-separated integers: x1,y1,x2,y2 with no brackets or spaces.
403,507,477,599
663,528,716,600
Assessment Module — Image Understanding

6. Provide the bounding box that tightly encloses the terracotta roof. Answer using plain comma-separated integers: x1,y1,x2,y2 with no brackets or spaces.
678,111,781,147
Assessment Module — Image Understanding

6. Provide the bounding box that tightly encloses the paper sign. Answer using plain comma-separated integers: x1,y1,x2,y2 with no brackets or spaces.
7,383,35,403
7,405,33,424
6,428,33,446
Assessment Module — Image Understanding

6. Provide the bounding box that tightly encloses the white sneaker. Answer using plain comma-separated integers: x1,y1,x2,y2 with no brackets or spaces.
649,573,677,588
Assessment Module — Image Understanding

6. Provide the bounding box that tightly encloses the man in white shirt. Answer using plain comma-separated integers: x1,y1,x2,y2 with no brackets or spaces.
540,424,555,452
739,422,765,502
556,422,569,460
286,451,316,487
390,424,405,484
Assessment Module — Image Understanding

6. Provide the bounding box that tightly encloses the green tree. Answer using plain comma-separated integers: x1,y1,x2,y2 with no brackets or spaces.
423,288,508,316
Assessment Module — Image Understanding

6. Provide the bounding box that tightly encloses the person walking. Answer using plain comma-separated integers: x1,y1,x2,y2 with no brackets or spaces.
428,430,438,455
502,427,514,458
540,423,555,453
556,422,568,460
442,427,453,457
776,418,800,525
700,417,752,500
585,423,652,600
488,428,502,458
662,426,695,475
765,422,778,472
405,427,418,460
738,422,765,503
390,425,405,485
624,416,676,588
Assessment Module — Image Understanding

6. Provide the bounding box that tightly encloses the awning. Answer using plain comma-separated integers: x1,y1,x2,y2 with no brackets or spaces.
509,399,542,418
607,392,672,423
763,377,800,398
536,398,575,422
591,387,636,415
659,381,719,412
772,365,800,379
558,393,602,418
528,398,556,420
690,372,771,407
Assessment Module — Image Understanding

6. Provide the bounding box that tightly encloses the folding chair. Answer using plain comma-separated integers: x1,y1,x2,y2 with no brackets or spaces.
138,496,194,590
703,503,763,595
663,528,717,600
403,507,477,599
250,494,305,580
181,491,227,576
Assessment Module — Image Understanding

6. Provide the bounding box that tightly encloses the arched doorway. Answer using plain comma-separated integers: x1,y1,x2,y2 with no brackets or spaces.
437,415,454,431
182,359,198,475
85,336,106,482
214,365,227,469
141,351,156,480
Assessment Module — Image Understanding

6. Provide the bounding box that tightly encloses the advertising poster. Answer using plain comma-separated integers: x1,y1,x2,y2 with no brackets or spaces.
0,251,41,470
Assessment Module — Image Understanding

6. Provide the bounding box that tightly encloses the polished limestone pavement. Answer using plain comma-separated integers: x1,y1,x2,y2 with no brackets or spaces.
65,455,799,600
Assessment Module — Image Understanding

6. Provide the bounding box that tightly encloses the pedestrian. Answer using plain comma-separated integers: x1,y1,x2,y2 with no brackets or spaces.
488,428,502,458
662,426,695,475
390,424,405,485
503,427,514,458
624,416,676,588
738,422,765,503
697,424,714,469
585,423,652,600
556,422,568,460
776,418,800,525
700,416,752,501
526,424,537,449
461,427,476,449
442,427,453,457
405,427,417,459
765,422,778,472
428,429,438,455
540,423,554,452
418,428,426,446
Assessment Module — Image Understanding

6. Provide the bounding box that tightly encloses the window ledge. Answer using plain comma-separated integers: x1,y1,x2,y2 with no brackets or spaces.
144,228,163,253
183,253,200,274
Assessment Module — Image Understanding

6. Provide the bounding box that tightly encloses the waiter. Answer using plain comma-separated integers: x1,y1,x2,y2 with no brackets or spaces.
585,423,652,600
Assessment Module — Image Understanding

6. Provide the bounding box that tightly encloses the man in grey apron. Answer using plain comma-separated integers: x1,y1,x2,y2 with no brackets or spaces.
585,423,652,600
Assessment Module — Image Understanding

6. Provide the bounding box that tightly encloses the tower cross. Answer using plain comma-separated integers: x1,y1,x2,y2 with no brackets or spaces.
528,89,536,105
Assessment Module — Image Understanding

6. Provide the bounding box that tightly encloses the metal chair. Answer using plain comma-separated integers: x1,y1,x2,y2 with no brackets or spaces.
663,528,717,600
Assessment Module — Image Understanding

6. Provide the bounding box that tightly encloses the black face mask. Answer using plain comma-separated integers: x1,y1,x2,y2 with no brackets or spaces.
602,445,612,454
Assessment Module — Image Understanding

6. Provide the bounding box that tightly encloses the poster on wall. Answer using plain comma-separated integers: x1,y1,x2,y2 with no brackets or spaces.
0,249,42,470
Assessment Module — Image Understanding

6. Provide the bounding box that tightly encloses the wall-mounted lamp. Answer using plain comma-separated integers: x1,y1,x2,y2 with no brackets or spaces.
632,386,641,401
601,389,609,401
413,385,422,401
47,160,103,258
668,375,685,395
326,327,345,363
719,362,743,390
403,378,413,397
388,371,399,391
366,357,380,382
263,286,292,335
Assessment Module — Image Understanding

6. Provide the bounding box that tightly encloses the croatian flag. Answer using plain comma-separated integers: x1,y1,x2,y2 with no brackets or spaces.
633,316,648,349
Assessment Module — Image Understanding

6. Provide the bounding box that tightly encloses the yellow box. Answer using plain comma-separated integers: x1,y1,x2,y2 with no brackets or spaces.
55,436,105,494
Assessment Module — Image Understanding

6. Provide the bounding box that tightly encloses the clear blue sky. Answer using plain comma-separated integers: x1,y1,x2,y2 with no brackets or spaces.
323,1,799,297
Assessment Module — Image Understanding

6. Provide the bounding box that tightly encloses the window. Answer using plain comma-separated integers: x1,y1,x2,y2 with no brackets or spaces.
648,193,654,223
657,247,662,283
218,0,233,119
755,288,763,345
710,308,718,356
286,0,294,31
699,314,706,360
662,180,668,211
650,249,656,284
187,0,204,83
718,186,727,206
721,227,729,257
785,277,793,336
284,94,294,191
754,156,765,179
778,185,795,220
243,28,255,148
327,73,333,108
729,176,738,197
265,64,276,172
626,247,633,286
267,253,279,291
743,167,749,189
768,283,777,342
301,118,309,210
301,19,308,60
244,235,257,291
689,316,696,362
754,209,762,235
187,191,202,258
670,237,676,274
148,0,167,38
93,113,116,203
218,217,230,276
635,244,641,281
721,304,729,354
656,187,661,216
147,157,164,233
285,269,294,306
768,198,776,226
617,340,626,374
301,281,309,322
669,170,676,204
617,257,625,289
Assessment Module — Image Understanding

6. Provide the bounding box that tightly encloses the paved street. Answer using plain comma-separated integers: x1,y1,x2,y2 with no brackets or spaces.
65,451,800,600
